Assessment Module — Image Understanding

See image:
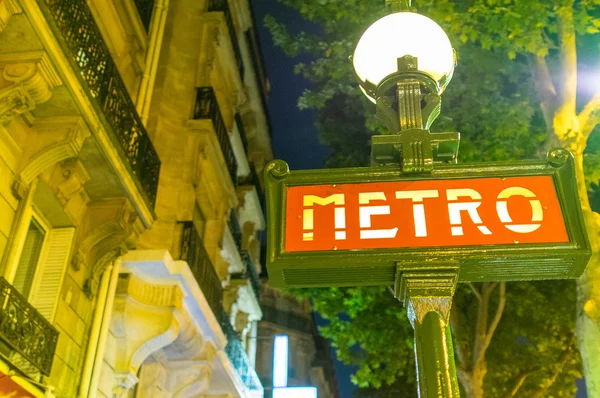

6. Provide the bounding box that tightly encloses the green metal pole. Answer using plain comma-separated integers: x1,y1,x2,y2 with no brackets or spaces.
413,311,460,397
396,268,460,397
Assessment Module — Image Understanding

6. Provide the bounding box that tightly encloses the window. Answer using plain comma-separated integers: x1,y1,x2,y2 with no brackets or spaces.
10,210,75,323
13,218,46,298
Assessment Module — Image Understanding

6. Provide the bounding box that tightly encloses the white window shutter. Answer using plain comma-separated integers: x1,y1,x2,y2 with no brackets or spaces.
29,227,75,323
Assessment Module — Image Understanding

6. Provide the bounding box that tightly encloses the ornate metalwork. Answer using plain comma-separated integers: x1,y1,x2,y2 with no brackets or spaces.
218,311,264,392
180,222,224,315
208,0,244,78
228,209,243,251
134,0,155,31
235,113,248,154
38,0,161,208
240,251,261,299
0,277,59,376
244,26,273,139
195,87,238,185
179,222,262,393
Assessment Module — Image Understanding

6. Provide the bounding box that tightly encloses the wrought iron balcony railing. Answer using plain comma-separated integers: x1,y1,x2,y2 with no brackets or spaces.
180,222,224,315
38,0,161,208
235,113,248,154
228,209,243,252
194,87,238,185
218,311,264,393
240,251,261,299
244,25,273,139
261,305,313,335
0,277,59,376
208,0,244,78
134,0,155,31
180,222,262,393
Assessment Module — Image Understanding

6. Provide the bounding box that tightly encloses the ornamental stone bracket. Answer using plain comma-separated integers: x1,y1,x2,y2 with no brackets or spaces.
17,116,90,187
0,0,22,32
76,198,142,296
0,51,63,124
137,357,214,398
110,273,185,395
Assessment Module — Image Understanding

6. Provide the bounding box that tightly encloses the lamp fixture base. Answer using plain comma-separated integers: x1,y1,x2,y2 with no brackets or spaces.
371,130,460,172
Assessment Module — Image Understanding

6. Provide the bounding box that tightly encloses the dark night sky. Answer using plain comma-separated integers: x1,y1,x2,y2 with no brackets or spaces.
249,1,355,397
250,2,591,397
251,0,329,171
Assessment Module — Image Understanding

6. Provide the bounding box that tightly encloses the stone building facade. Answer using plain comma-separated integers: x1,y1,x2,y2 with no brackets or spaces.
0,0,270,396
256,284,340,398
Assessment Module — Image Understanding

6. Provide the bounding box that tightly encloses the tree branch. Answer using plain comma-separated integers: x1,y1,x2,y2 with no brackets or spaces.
556,3,577,120
527,54,557,136
473,283,491,366
504,370,532,398
531,349,572,398
450,302,473,370
468,282,482,301
579,91,600,139
480,282,506,358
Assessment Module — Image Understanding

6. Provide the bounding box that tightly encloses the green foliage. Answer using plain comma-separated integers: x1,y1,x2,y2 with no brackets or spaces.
292,286,417,391
267,0,600,395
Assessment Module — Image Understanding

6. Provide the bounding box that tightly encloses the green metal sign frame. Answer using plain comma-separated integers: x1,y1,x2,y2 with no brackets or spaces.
265,148,591,289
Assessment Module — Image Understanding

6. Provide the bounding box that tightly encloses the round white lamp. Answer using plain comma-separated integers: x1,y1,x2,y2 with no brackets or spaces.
353,12,455,103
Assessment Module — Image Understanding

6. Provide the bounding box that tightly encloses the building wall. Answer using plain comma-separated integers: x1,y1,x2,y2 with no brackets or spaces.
0,0,271,396
257,284,340,398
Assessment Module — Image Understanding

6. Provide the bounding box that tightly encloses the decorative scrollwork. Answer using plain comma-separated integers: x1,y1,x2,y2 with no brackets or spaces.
0,277,59,375
39,0,161,208
180,222,224,315
194,87,238,185
218,311,263,392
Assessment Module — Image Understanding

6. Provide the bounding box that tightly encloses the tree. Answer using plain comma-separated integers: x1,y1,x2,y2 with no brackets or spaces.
267,0,600,396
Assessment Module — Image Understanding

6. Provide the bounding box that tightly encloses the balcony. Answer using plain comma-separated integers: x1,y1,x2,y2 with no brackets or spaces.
228,209,243,251
236,113,249,154
0,277,59,376
179,222,263,395
36,0,162,208
194,87,238,185
240,251,261,299
208,0,244,78
133,0,155,31
180,222,224,315
239,163,265,210
219,310,264,394
244,25,273,139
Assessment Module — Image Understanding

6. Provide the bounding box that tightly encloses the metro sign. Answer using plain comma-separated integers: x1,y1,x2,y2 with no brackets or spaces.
265,150,591,288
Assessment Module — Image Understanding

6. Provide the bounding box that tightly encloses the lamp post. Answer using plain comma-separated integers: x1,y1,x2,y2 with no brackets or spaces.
263,1,590,397
352,5,461,396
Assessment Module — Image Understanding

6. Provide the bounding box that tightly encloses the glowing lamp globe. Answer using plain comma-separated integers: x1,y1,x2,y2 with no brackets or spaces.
353,12,455,102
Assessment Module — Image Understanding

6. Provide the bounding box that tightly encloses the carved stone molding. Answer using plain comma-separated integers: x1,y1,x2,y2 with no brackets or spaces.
0,0,22,32
0,84,34,124
77,198,139,295
18,116,90,186
0,51,62,123
138,357,213,398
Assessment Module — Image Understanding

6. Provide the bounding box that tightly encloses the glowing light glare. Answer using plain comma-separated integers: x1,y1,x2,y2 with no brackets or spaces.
273,387,318,398
353,12,455,97
273,335,289,387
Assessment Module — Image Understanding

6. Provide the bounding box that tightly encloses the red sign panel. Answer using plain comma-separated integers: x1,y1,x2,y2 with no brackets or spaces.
0,371,36,397
285,176,568,252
